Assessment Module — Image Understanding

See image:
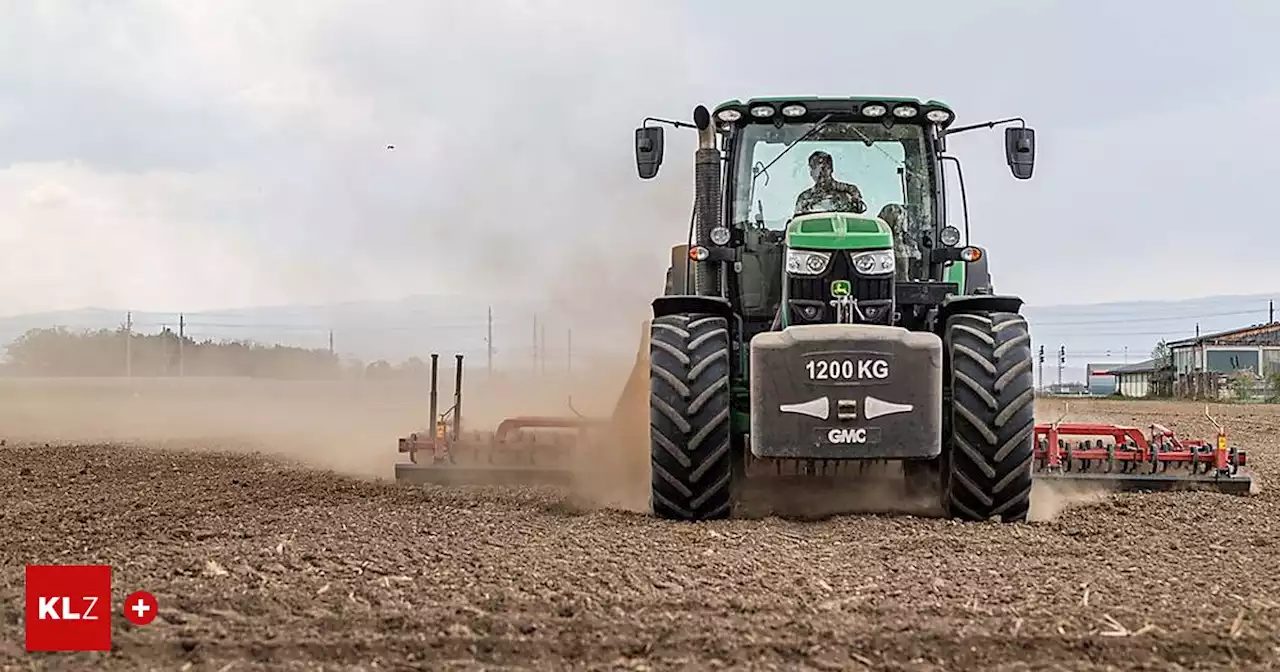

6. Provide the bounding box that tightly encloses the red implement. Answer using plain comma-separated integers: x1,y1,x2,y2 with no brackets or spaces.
1032,405,1253,494
393,343,649,489
395,415,606,486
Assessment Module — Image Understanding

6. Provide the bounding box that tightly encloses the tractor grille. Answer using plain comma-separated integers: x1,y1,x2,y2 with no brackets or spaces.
787,250,894,324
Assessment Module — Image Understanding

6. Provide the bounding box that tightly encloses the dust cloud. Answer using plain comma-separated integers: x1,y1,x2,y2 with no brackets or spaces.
1028,479,1115,521
0,378,425,480
733,463,943,521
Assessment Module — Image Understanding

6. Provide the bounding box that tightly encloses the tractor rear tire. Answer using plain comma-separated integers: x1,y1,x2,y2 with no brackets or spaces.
648,312,734,521
943,311,1036,522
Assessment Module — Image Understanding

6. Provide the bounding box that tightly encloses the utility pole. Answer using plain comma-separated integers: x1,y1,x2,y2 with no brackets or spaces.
1271,300,1275,324
532,314,538,374
178,313,185,377
539,322,546,376
486,306,494,381
1057,345,1065,388
1037,344,1044,391
327,329,336,379
125,311,133,378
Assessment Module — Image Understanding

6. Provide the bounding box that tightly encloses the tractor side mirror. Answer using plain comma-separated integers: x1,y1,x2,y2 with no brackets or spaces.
1005,126,1035,180
635,126,665,179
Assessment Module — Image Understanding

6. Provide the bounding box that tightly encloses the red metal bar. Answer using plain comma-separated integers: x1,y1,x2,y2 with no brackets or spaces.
1043,424,1062,469
493,416,607,442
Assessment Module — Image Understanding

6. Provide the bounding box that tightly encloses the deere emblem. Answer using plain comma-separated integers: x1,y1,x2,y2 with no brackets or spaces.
831,279,852,297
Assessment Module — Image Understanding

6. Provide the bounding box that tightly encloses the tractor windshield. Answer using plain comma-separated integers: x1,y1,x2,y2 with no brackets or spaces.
732,122,936,233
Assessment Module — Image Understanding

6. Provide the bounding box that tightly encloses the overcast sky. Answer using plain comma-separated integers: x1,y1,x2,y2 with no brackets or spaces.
2,0,1277,319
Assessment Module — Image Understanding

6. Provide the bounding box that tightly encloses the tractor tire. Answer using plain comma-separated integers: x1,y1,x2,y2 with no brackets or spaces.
943,311,1036,522
648,312,734,521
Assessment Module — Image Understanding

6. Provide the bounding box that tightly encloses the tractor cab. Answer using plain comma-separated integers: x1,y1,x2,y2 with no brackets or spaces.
637,97,1035,341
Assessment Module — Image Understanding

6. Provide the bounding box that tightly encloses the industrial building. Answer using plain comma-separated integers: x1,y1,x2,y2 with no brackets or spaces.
1104,359,1157,398
1163,322,1280,399
1167,322,1280,377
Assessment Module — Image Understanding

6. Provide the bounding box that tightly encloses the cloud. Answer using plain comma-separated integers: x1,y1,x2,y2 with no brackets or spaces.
0,0,704,318
0,0,1278,323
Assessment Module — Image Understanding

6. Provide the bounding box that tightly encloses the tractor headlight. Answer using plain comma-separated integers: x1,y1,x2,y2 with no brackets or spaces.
709,226,731,246
785,249,831,276
926,109,954,124
850,250,895,275
939,225,962,247
860,103,887,118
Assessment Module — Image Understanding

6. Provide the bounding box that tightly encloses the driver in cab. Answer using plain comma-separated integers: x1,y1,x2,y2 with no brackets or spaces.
793,150,867,216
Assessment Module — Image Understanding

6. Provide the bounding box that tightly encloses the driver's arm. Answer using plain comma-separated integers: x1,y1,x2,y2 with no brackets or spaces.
843,183,868,214
794,189,811,215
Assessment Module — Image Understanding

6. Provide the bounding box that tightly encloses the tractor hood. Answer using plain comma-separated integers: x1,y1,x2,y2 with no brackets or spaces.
786,212,892,250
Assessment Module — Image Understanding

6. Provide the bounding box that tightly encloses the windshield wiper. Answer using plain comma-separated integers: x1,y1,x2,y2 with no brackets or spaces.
847,123,929,182
751,114,834,189
742,114,834,228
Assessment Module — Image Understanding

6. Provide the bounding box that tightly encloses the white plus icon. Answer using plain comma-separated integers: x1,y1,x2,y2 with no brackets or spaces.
123,590,158,625
131,598,150,619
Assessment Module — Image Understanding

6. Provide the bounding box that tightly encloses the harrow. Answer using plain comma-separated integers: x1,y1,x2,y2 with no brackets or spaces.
394,353,617,487
1031,404,1254,494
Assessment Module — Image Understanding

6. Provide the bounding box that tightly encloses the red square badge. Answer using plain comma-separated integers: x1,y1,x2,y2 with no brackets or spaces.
24,565,113,652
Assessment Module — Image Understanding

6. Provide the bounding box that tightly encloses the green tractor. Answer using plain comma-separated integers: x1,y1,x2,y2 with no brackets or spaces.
633,97,1038,522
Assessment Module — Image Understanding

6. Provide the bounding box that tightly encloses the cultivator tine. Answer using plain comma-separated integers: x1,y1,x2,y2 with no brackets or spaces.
1032,404,1253,495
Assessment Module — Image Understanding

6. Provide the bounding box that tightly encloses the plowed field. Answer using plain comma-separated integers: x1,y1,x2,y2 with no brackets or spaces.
0,379,1277,670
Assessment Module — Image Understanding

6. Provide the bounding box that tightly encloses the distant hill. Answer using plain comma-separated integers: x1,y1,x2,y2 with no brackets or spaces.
1,291,1275,383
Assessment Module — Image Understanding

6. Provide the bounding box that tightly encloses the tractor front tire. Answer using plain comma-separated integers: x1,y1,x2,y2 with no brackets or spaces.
943,311,1036,522
648,312,734,521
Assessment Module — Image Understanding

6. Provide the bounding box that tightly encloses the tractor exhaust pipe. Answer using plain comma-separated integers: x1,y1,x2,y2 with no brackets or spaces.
692,105,722,297
453,353,464,440
429,353,439,449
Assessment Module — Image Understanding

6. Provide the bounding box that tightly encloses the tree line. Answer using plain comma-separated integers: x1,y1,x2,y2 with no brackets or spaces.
1,326,432,380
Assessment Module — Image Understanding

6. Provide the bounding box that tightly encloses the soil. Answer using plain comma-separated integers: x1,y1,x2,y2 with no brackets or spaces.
2,392,1279,671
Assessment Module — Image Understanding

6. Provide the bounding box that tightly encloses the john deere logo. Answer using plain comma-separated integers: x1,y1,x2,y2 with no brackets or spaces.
831,280,851,297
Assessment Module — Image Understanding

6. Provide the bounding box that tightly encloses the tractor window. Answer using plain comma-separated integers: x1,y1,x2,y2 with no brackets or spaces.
732,122,935,233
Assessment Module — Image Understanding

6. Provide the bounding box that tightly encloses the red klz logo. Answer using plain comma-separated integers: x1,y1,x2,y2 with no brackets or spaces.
25,565,112,652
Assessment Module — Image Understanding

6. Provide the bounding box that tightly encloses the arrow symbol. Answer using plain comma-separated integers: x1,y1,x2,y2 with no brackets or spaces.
863,395,913,420
779,396,829,420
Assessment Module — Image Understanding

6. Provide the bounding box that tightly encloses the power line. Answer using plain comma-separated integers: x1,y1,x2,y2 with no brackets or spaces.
1029,308,1268,327
131,321,497,332
1023,298,1278,318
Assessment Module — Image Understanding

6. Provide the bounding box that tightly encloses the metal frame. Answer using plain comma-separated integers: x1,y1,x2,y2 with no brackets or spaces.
394,353,606,486
1031,404,1253,494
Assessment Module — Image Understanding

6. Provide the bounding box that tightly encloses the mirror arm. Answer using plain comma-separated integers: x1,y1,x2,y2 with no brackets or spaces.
939,155,971,252
644,116,697,130
942,116,1026,137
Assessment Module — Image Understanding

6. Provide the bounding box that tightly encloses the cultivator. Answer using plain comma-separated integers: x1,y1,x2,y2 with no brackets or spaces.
395,327,653,490
1031,404,1253,494
394,354,614,487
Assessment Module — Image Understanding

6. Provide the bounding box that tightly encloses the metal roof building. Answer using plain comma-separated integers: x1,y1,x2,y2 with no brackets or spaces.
1093,358,1157,398
1167,322,1280,377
